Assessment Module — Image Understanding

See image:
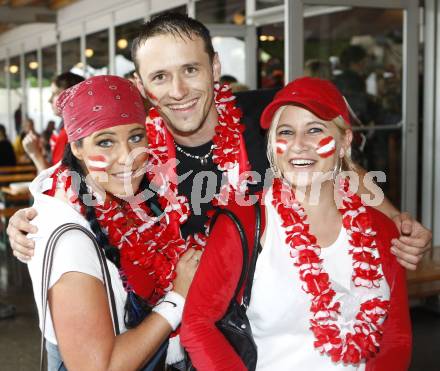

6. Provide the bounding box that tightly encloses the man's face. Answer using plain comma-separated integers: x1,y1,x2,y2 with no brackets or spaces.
135,34,221,135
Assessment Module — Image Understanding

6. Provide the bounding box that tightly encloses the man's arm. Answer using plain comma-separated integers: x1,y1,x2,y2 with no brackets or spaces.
356,166,432,270
7,208,38,262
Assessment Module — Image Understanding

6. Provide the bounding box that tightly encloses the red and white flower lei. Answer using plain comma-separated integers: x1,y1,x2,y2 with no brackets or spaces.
145,83,247,250
271,177,390,365
54,165,185,305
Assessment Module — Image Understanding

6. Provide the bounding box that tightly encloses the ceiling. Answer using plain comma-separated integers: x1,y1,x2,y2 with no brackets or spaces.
0,0,76,35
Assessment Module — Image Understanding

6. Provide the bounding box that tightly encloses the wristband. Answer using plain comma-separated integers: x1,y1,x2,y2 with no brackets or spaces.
152,291,185,330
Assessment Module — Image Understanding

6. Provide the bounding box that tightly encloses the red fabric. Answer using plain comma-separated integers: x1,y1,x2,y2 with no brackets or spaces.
51,127,68,165
57,75,146,143
181,200,265,371
238,132,251,174
181,203,411,371
365,206,412,371
260,77,350,129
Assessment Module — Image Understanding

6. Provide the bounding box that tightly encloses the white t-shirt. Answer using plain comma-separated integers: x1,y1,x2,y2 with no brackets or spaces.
246,190,389,371
27,166,127,345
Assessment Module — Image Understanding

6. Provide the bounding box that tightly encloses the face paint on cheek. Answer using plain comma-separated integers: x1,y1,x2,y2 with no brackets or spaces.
316,136,336,158
86,155,110,172
276,139,288,154
146,90,158,104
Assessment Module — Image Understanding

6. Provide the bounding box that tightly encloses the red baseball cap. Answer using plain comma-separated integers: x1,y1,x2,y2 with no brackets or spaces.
260,76,350,129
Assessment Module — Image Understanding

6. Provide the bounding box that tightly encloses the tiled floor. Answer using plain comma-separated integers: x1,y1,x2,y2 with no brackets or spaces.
1,261,440,370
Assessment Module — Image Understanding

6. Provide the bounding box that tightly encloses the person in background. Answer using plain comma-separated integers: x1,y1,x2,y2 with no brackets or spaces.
13,104,22,136
0,124,17,166
13,117,36,164
23,72,84,173
42,120,56,162
304,58,332,80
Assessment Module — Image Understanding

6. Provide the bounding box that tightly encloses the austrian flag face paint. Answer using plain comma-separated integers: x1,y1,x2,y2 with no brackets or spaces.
316,136,336,158
146,90,158,103
276,139,288,154
86,155,110,171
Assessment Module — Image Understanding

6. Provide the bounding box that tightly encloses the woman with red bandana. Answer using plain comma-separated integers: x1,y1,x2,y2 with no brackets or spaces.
181,77,411,370
26,75,201,370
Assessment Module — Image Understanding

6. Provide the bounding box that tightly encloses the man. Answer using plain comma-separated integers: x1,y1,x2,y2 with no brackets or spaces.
22,72,84,173
7,14,431,272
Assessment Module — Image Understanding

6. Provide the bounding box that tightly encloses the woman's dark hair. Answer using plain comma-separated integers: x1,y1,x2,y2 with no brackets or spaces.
61,143,152,327
61,143,120,267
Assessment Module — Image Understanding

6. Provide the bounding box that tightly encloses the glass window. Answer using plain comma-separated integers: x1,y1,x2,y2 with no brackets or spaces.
85,29,109,77
257,23,284,89
196,0,245,24
42,45,59,130
0,60,8,133
154,5,187,17
9,56,22,137
256,0,283,11
61,38,82,75
303,6,404,207
115,19,144,78
212,36,246,86
24,51,42,132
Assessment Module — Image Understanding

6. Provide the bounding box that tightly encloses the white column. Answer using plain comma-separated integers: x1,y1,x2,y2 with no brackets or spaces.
434,0,440,245
109,13,116,75
285,0,303,83
422,0,435,231
401,0,419,216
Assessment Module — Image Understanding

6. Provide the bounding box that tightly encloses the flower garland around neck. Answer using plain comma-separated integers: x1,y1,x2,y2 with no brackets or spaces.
271,177,390,365
54,165,186,306
145,83,246,250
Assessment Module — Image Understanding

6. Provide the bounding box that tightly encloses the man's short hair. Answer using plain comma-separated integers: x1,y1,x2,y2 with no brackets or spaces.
52,72,85,90
131,12,215,73
0,124,6,137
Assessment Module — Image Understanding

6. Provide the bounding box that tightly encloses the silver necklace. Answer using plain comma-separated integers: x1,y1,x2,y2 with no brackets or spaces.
175,143,214,166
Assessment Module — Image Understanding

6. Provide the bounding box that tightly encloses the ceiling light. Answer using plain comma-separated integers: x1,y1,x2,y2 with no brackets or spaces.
85,48,94,58
117,38,128,49
9,65,19,74
29,61,39,70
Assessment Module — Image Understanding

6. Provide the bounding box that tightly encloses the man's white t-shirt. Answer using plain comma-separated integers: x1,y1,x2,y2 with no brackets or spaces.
27,166,127,345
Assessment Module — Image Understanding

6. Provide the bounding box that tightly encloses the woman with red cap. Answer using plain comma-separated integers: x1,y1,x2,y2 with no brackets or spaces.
181,77,411,370
26,75,201,370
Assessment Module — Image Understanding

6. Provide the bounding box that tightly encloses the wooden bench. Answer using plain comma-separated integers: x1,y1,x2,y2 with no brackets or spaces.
0,165,36,175
407,247,440,298
0,172,36,186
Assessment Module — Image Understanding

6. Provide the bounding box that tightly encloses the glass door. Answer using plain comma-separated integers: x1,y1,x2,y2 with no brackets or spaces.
294,0,419,215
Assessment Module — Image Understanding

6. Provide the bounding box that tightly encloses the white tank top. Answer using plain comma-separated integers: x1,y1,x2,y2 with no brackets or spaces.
246,189,390,371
